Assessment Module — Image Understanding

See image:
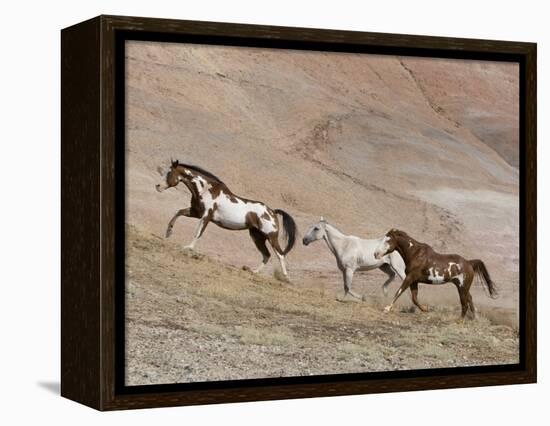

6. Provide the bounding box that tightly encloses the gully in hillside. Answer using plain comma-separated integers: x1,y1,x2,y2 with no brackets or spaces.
156,160,297,278
374,229,498,318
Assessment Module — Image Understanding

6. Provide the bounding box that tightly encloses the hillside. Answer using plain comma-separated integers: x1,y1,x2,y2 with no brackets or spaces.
124,41,520,384
126,226,518,385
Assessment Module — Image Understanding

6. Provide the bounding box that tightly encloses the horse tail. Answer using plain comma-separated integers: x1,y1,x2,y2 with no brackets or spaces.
274,209,297,255
469,259,498,299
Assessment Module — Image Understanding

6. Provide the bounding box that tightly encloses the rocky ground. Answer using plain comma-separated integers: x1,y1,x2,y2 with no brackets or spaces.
125,226,518,385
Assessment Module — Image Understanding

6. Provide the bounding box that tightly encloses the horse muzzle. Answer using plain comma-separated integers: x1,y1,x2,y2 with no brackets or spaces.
302,238,310,246
155,184,167,193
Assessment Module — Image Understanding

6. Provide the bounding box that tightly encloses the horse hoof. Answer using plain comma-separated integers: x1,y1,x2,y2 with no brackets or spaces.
165,228,172,238
242,266,252,272
383,305,393,313
420,305,429,312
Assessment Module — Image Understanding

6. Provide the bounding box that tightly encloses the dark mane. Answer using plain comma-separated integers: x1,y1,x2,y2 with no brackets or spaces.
391,229,426,249
393,229,409,238
387,228,404,237
177,162,225,185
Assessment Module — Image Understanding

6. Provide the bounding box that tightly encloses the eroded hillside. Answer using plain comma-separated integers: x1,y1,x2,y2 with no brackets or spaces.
124,41,520,384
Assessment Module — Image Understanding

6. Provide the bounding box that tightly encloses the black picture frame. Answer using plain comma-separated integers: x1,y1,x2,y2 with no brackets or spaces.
61,15,536,411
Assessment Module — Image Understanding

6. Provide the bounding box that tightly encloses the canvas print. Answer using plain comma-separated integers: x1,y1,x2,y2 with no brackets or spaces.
124,40,519,386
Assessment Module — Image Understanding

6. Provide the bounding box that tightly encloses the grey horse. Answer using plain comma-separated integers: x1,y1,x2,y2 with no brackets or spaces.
302,218,405,300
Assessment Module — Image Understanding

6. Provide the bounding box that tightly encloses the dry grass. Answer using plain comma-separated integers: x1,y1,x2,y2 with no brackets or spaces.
125,225,519,385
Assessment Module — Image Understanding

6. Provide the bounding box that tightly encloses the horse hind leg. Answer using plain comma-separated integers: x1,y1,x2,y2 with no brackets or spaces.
464,272,476,319
274,251,288,278
466,292,476,319
459,291,468,319
378,263,396,296
248,229,271,273
267,232,288,278
452,271,476,320
453,281,469,320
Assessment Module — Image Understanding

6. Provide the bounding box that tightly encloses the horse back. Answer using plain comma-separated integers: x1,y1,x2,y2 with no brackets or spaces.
407,244,463,270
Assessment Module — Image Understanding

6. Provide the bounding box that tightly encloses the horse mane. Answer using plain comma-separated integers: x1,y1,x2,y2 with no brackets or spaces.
391,229,408,238
390,229,427,250
176,162,225,185
389,229,412,242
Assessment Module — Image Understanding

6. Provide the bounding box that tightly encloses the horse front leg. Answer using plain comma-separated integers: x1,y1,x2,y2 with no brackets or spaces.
343,267,362,301
384,275,415,312
166,207,192,238
410,283,428,312
184,216,210,250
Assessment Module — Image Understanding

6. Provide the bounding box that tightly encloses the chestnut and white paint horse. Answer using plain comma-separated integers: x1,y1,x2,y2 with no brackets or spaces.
374,229,497,318
302,219,406,300
156,160,297,278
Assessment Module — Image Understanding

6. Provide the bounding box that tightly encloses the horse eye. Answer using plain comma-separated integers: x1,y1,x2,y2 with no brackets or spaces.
314,227,319,231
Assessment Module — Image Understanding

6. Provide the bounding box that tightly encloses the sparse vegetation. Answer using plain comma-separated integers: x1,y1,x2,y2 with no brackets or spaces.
126,226,519,385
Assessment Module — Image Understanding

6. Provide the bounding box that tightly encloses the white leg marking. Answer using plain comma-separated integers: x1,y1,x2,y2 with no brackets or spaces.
185,217,207,249
253,263,266,273
252,253,270,273
275,251,288,276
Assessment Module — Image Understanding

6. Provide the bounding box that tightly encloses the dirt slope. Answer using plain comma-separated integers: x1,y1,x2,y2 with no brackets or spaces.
124,41,520,384
126,226,518,385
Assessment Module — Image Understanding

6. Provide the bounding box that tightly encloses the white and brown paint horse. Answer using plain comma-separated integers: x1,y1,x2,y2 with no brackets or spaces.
374,229,497,318
156,160,297,278
302,219,406,300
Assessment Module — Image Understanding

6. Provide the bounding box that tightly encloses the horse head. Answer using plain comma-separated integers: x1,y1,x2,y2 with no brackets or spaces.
374,228,400,259
302,217,328,246
155,159,191,192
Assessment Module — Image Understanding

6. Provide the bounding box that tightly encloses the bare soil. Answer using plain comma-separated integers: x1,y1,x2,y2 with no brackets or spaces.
126,226,518,385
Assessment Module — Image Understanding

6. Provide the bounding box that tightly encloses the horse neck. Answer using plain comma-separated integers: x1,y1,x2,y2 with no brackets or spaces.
394,233,418,265
181,169,210,197
181,178,200,198
323,224,347,256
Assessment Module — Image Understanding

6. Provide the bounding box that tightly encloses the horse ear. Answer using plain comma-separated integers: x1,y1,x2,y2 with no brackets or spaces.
320,216,325,222
171,158,179,168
